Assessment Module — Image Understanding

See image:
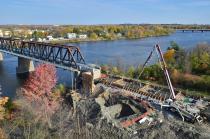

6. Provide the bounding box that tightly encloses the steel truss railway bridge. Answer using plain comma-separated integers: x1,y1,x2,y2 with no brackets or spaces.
0,37,101,88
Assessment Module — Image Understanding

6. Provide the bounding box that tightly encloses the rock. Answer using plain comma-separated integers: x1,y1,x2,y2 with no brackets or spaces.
76,98,101,124
95,96,106,106
201,106,210,122
103,104,122,119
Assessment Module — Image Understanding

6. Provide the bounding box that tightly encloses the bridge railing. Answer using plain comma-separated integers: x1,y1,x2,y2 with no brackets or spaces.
0,37,86,69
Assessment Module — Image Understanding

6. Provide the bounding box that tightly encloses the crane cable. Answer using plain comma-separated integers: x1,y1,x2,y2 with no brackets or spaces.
137,45,176,99
137,45,156,80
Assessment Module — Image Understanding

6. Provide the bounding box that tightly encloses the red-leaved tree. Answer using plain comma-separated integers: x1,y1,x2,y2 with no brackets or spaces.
22,64,59,127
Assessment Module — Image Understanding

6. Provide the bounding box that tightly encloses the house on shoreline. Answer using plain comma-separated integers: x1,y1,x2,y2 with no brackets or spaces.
0,30,3,37
78,34,87,39
67,33,77,39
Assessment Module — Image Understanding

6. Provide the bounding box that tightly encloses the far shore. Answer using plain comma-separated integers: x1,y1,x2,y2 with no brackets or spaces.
49,33,173,44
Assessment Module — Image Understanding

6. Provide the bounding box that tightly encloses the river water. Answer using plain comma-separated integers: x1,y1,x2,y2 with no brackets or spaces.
0,31,210,98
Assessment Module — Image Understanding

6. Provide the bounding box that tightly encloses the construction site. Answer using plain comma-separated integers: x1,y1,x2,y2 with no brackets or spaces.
68,45,210,139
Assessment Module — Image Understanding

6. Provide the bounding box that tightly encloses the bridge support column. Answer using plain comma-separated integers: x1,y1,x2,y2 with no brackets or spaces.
72,65,101,95
81,71,95,96
16,57,35,74
0,52,3,61
71,71,81,90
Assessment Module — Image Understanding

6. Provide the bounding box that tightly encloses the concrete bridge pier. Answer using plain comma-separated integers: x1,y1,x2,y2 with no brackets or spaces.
72,71,97,96
0,52,3,61
81,71,95,96
71,71,81,89
16,57,35,74
78,66,101,95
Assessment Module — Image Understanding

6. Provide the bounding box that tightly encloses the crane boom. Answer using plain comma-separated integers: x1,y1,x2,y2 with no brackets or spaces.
138,45,176,99
155,45,176,99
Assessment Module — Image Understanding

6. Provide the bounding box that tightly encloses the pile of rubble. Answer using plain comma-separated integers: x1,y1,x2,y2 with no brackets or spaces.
68,83,210,139
96,75,210,123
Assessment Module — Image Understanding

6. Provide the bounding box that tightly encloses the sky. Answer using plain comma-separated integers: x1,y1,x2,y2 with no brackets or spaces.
0,0,210,25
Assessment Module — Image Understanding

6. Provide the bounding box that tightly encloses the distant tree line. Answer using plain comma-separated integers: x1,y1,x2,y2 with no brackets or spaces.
3,24,210,41
1,25,173,40
48,25,173,40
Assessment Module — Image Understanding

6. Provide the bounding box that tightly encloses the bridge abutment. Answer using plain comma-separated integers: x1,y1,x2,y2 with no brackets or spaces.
0,52,3,61
16,57,35,74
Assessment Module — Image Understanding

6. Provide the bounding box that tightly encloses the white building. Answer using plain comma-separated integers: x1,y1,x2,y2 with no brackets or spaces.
46,35,54,40
42,38,47,42
78,34,87,39
0,30,3,37
37,38,43,42
67,33,77,39
117,33,122,37
27,30,33,35
4,31,11,37
30,38,35,41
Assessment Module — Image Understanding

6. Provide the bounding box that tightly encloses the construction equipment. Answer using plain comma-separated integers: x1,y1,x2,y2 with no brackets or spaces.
138,44,176,99
139,44,205,123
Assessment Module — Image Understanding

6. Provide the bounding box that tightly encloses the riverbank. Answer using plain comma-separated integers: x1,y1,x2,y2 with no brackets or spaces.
49,32,173,44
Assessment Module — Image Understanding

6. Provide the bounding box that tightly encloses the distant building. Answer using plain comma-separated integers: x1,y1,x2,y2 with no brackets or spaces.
4,31,11,37
37,38,43,42
46,35,54,40
67,33,77,39
42,38,47,42
30,38,35,41
27,30,33,35
0,30,3,37
117,33,122,37
31,29,45,34
99,30,108,36
78,34,87,39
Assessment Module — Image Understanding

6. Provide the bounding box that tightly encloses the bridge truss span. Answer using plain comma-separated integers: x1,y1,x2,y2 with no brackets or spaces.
0,37,86,71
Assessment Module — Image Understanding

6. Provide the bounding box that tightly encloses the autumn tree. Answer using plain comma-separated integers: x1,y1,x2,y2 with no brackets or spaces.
164,49,175,61
22,64,59,127
190,44,210,74
89,32,98,40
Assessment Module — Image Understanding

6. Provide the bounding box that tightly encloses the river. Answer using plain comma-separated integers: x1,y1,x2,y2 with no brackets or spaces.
0,31,210,98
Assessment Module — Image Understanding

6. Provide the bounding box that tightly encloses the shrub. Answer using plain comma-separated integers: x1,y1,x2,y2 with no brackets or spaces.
53,84,66,95
21,64,60,127
126,66,135,78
